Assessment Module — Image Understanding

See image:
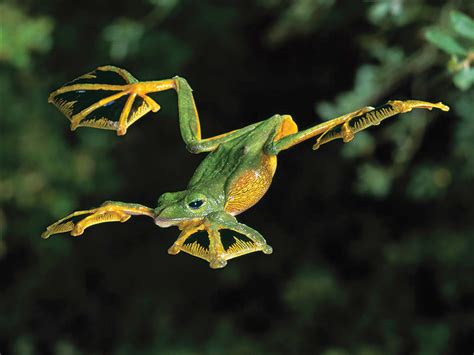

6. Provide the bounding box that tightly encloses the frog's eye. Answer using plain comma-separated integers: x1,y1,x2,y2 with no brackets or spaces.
188,200,204,209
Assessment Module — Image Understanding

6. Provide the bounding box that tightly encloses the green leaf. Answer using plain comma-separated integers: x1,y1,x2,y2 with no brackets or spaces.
450,11,474,40
102,18,145,61
0,4,53,68
341,131,375,159
453,94,474,178
406,165,450,200
355,164,393,197
425,29,467,55
453,67,474,91
368,3,391,24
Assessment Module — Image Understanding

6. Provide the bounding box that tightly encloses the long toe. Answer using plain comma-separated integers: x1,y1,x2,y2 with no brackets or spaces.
262,244,273,254
209,258,228,269
167,244,181,255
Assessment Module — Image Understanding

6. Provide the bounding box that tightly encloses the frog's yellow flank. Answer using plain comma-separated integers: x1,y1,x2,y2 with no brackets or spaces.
42,66,449,268
225,155,277,215
225,115,298,215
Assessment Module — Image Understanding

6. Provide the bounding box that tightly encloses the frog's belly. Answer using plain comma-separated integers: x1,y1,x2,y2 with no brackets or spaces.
224,155,277,215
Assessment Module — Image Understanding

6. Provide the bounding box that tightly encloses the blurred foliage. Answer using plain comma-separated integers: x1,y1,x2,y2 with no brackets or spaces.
103,18,146,61
0,4,53,69
261,0,336,45
1,0,473,354
426,10,474,90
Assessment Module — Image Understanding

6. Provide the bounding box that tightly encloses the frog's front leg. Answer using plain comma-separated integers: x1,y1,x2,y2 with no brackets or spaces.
204,212,273,268
42,201,155,239
168,212,273,269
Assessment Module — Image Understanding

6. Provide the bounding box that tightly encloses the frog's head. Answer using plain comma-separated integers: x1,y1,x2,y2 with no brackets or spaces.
154,189,223,228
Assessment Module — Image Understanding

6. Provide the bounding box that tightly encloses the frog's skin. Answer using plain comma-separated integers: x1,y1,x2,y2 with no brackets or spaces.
42,66,449,268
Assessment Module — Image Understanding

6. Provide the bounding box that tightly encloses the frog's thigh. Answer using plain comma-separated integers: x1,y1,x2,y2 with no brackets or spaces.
273,115,299,141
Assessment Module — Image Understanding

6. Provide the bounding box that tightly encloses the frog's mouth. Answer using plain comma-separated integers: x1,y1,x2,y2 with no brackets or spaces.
154,216,186,228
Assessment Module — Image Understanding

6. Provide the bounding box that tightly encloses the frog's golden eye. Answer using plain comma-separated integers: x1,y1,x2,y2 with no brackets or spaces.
188,200,204,209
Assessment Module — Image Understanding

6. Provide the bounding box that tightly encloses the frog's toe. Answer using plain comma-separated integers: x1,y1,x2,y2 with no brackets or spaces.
209,257,228,269
167,244,181,255
70,225,85,237
261,244,273,254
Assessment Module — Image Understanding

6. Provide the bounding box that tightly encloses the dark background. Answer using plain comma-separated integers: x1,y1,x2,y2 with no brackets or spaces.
1,1,473,354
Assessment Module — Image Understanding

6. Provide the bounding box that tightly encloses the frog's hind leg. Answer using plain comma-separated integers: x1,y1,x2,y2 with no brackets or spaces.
268,100,449,154
267,106,374,153
42,201,155,239
49,65,261,151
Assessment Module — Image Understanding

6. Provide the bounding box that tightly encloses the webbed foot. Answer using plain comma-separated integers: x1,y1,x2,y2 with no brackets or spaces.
312,100,449,150
41,201,154,239
48,66,175,136
313,106,374,150
167,212,272,269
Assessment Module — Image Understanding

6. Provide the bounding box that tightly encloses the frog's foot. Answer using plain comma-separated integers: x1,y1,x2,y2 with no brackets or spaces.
48,66,175,136
312,100,449,150
167,213,272,269
312,106,374,150
41,201,154,239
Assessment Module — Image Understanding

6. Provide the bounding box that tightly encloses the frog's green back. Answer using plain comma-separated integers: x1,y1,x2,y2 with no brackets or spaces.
188,117,281,215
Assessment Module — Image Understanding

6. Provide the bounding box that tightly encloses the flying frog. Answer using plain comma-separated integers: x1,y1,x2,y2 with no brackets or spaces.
41,66,449,268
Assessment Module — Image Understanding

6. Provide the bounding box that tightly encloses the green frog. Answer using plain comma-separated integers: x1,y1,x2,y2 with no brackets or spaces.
42,66,449,268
